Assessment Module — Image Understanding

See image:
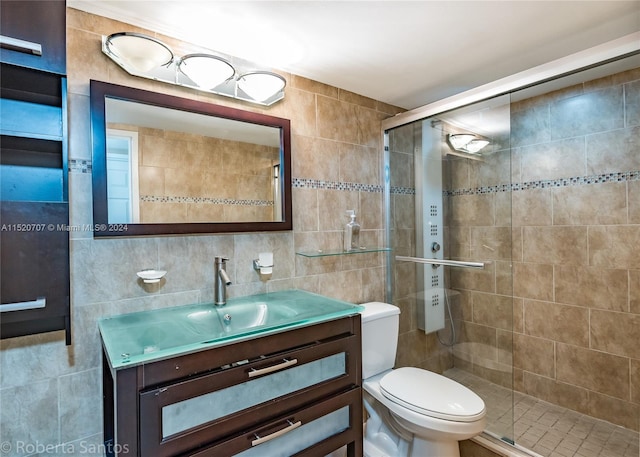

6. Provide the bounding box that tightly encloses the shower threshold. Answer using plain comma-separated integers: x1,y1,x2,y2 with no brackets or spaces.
446,368,639,457
472,433,544,457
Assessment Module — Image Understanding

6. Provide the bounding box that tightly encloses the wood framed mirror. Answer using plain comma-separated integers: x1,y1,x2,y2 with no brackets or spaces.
90,80,292,237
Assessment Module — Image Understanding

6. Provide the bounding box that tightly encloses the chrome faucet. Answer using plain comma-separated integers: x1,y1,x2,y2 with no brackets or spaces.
214,256,232,306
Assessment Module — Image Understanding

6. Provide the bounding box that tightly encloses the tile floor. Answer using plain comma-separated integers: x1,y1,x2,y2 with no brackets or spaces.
445,368,639,457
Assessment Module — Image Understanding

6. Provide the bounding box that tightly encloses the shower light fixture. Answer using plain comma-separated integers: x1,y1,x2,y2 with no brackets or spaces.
447,133,490,155
103,32,287,106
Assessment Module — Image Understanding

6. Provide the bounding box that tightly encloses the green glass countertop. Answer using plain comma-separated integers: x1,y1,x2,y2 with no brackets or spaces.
99,289,363,370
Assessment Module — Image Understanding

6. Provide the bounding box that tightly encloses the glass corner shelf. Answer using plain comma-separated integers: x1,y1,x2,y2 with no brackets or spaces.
295,247,391,258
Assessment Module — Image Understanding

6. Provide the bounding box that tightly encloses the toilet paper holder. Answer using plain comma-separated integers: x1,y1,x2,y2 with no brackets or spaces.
253,252,273,275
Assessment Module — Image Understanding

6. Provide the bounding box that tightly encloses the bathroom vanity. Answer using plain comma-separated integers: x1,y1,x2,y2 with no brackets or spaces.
99,290,363,457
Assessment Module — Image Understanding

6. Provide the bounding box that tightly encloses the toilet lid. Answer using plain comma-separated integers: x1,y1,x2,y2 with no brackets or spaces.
379,367,486,422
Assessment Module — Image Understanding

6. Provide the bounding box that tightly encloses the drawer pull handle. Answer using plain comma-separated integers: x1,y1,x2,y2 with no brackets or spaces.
1,297,46,313
251,420,302,446
0,35,43,56
248,358,297,378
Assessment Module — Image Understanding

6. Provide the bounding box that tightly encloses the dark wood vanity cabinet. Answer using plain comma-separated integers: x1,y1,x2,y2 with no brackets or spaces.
103,315,363,457
0,0,67,75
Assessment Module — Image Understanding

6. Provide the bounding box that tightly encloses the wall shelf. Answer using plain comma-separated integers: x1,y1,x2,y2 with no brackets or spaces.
296,247,391,258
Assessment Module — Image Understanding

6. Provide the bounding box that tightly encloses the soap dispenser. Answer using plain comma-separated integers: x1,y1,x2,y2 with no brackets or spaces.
344,210,361,251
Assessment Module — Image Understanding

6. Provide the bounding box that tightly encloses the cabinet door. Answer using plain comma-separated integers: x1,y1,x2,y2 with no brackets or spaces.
0,0,66,74
139,334,360,456
0,201,70,340
188,388,362,457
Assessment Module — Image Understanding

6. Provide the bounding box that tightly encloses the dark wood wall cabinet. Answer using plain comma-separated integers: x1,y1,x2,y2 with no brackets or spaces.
0,0,70,343
0,0,66,75
103,315,363,457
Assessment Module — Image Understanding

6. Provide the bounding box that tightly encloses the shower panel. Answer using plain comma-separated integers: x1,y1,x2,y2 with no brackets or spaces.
415,122,445,334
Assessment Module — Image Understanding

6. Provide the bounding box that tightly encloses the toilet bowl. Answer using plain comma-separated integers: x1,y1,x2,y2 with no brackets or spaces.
360,302,486,457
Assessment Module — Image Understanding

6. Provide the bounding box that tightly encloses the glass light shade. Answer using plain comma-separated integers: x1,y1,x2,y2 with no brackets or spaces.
448,133,490,154
238,72,286,102
448,134,476,150
106,33,173,73
178,54,235,89
464,139,490,154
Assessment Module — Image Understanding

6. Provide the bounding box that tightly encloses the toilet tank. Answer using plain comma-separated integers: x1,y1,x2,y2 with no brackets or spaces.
360,302,400,379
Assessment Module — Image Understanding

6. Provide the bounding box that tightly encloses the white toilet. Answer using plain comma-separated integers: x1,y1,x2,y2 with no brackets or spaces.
360,302,486,457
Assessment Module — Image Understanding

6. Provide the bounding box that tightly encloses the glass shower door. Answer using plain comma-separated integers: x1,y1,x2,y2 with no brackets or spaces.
387,93,514,444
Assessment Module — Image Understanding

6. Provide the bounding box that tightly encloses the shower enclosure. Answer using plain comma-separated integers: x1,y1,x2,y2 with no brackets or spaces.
384,48,640,457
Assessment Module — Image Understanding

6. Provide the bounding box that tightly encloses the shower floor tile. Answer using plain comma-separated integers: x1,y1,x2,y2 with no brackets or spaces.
444,368,639,457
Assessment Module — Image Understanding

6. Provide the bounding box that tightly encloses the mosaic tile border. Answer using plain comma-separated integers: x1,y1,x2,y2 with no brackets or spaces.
70,162,638,198
140,195,274,206
390,186,416,195
446,171,640,196
68,166,386,195
387,171,640,196
293,178,383,193
68,159,92,173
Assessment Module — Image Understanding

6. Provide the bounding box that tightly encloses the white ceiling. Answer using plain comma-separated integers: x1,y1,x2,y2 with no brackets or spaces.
69,1,640,110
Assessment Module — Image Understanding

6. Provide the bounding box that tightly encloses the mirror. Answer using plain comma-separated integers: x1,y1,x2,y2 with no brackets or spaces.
90,80,292,237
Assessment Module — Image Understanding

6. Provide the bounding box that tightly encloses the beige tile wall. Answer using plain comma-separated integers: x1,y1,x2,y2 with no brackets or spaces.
0,8,403,454
452,68,640,431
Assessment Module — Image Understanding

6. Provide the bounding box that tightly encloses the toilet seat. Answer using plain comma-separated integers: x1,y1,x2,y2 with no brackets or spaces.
379,367,486,423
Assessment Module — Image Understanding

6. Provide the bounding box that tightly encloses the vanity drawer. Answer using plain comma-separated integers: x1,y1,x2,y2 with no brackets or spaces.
139,333,360,457
141,315,359,386
187,387,362,457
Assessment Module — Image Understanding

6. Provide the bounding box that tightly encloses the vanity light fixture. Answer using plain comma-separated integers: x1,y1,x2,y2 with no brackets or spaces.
237,71,287,102
104,32,173,73
447,133,490,155
177,54,235,89
102,32,287,106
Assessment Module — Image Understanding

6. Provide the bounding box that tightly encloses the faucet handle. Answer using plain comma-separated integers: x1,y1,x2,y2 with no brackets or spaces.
215,256,229,263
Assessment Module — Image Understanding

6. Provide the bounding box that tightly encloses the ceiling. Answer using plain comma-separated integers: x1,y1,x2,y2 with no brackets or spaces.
69,1,640,110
